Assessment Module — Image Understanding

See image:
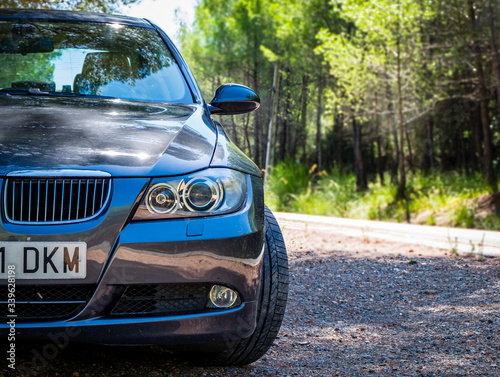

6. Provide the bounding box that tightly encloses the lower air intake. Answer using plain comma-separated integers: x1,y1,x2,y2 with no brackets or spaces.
110,284,212,317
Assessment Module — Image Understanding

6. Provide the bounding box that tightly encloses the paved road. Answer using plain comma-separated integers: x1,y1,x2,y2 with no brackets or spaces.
275,212,500,257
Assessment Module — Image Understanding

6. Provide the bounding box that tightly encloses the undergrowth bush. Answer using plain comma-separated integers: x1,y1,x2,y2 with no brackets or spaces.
264,162,500,230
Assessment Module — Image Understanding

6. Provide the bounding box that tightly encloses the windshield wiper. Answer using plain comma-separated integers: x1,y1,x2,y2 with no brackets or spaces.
0,88,31,96
0,88,76,97
0,88,54,96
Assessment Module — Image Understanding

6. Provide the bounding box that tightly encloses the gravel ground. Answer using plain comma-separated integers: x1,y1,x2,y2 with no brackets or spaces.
3,224,500,377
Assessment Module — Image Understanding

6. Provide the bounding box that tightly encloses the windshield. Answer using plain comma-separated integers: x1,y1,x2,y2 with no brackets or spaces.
0,20,193,103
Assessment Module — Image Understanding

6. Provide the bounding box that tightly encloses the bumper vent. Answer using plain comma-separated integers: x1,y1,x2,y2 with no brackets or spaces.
110,284,211,317
4,175,111,224
0,285,94,322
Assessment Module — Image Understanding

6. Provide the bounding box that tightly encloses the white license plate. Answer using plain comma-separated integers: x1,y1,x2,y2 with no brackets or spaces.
0,242,86,279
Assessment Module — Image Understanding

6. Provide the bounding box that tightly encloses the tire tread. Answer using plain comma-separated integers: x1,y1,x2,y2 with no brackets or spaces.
221,207,289,365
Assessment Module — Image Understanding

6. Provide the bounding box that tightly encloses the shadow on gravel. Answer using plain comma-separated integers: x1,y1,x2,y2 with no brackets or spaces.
2,341,255,377
2,231,500,377
281,245,500,377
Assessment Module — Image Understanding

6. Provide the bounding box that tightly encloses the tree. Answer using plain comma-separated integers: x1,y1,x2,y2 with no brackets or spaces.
180,0,274,167
181,0,500,200
0,0,140,12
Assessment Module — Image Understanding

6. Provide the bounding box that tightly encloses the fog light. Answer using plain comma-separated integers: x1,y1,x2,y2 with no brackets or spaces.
208,285,239,308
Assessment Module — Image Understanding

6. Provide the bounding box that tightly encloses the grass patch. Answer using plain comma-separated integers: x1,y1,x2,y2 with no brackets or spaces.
265,162,500,230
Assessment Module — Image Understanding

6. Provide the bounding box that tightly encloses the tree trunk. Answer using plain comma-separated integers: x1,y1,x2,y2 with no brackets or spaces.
264,60,281,182
488,0,500,115
336,113,343,169
352,115,367,191
316,67,324,171
279,69,291,162
369,136,376,179
279,98,288,162
252,16,262,167
386,76,399,185
424,116,434,173
391,126,399,185
458,122,468,175
405,124,415,174
469,0,497,191
472,106,483,170
243,113,251,157
396,35,407,201
230,115,239,146
284,68,294,161
375,112,385,185
252,71,261,167
299,74,309,163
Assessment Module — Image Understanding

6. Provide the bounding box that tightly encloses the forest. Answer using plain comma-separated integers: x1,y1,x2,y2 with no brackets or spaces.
2,0,500,228
178,0,500,228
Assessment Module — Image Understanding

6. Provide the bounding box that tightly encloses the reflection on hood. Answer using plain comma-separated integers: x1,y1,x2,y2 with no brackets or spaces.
0,96,216,176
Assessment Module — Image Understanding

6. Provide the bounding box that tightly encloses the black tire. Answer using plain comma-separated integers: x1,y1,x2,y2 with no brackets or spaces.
182,207,289,366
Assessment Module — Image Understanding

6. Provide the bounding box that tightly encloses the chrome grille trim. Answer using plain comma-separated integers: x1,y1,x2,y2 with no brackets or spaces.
3,173,112,225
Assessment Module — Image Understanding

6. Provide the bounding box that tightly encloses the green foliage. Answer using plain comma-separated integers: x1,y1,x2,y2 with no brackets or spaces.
0,0,140,12
0,53,55,88
454,204,476,228
264,161,311,211
265,162,500,230
181,1,270,78
265,161,358,216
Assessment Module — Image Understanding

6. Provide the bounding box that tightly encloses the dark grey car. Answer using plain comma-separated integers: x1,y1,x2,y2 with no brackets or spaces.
0,9,288,366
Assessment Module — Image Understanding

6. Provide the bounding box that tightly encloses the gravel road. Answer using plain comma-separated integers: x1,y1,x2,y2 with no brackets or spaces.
3,222,500,377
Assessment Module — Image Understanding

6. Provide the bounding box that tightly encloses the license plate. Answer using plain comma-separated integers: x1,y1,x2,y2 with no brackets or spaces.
0,242,86,279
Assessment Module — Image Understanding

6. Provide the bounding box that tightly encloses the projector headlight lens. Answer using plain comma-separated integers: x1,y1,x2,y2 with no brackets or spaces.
146,184,178,214
181,177,223,212
133,168,247,220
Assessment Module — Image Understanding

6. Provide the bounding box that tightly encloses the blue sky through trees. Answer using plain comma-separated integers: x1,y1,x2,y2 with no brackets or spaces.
120,0,196,46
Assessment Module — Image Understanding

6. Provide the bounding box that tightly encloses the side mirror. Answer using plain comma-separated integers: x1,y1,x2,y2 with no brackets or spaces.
208,84,260,115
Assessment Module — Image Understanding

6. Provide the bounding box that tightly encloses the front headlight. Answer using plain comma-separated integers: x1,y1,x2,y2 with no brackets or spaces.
133,168,247,220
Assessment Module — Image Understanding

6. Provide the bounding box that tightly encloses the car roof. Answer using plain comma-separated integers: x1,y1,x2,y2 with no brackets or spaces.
0,9,153,28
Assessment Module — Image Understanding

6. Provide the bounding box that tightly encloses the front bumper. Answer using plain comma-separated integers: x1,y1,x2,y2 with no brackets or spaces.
8,302,258,348
0,175,265,347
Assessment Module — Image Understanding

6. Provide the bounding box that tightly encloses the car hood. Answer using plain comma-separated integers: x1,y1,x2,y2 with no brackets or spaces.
0,96,217,177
